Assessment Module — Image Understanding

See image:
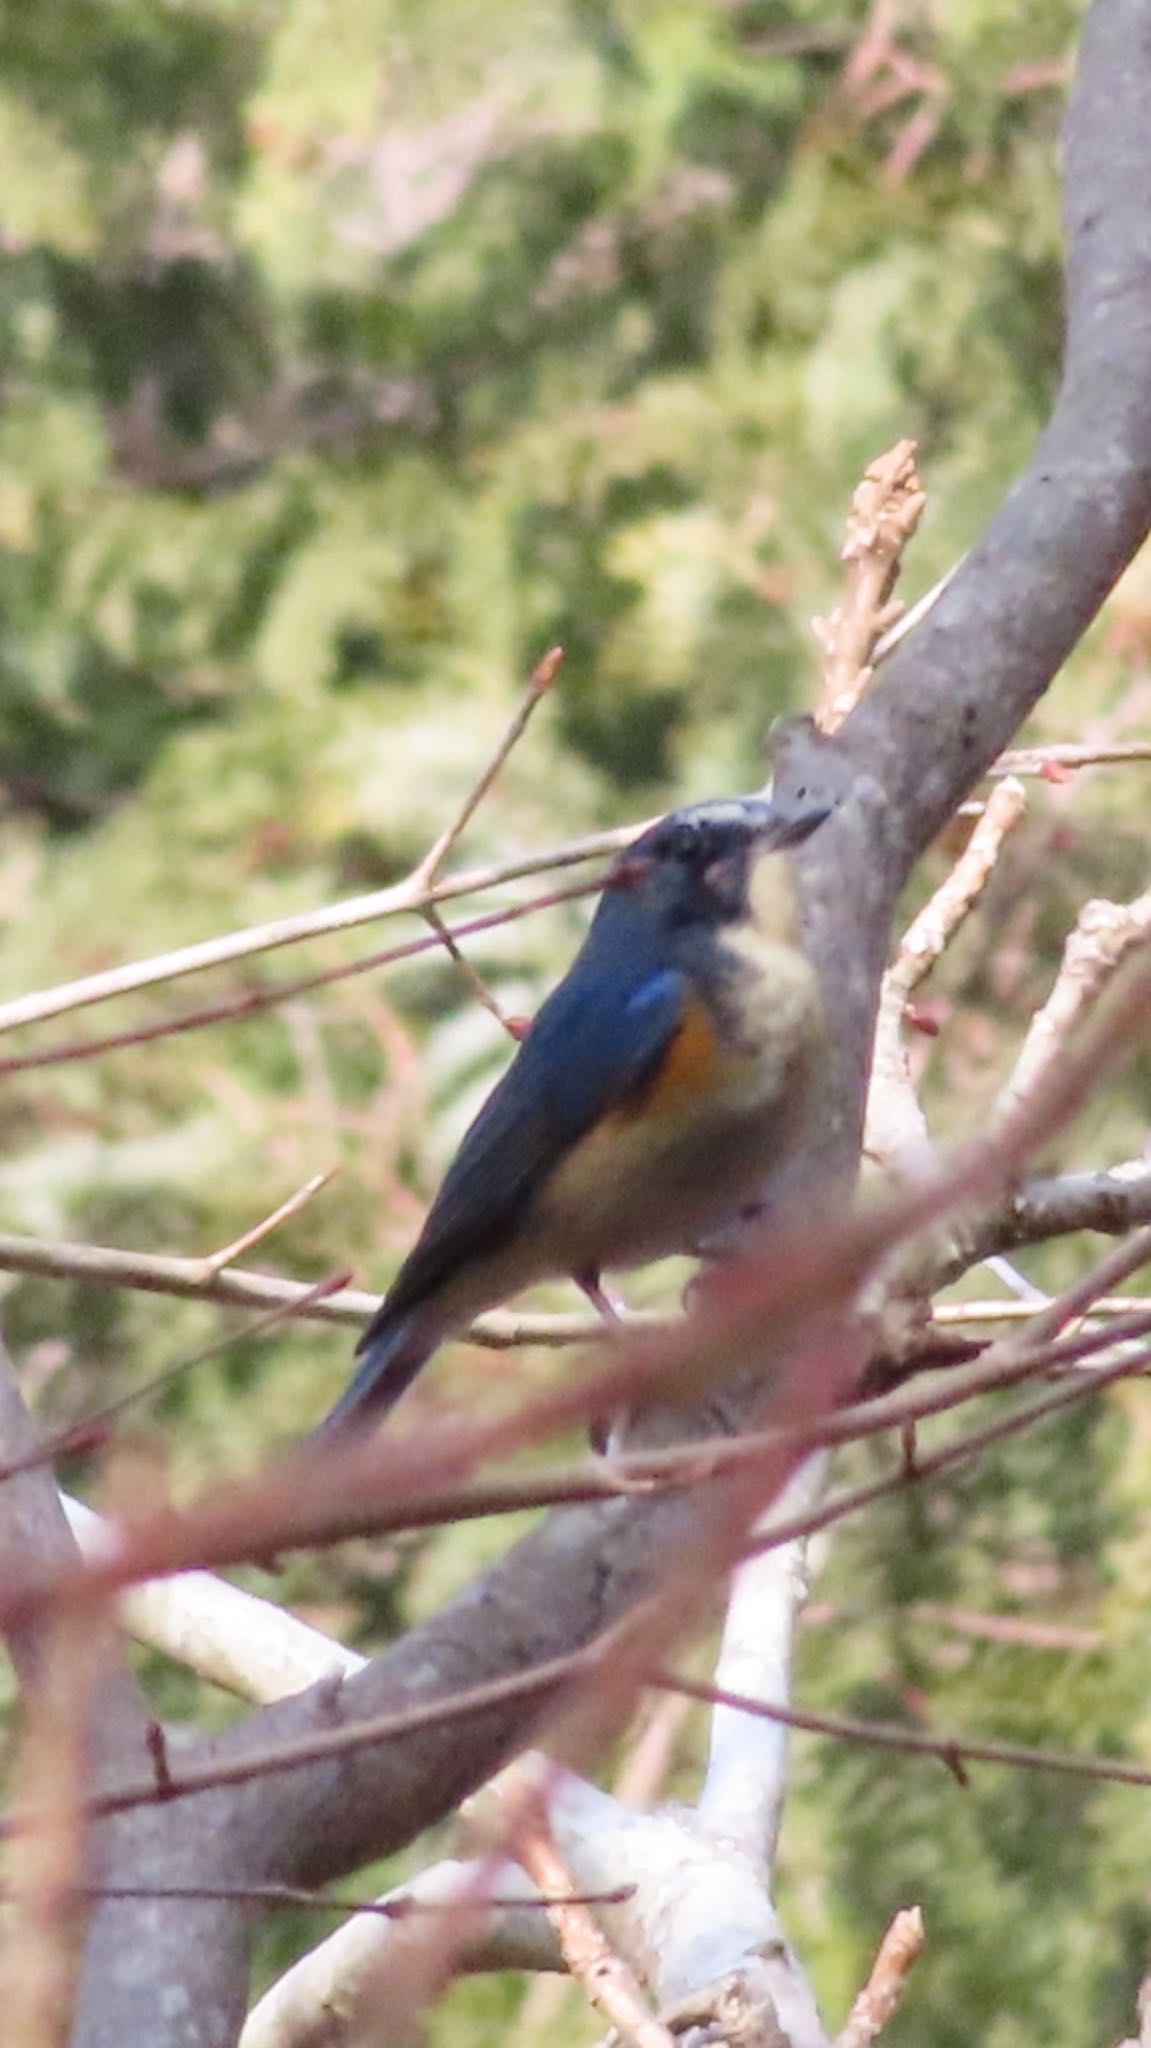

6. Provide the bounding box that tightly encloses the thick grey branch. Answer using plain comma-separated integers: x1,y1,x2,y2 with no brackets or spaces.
957,1163,1151,1273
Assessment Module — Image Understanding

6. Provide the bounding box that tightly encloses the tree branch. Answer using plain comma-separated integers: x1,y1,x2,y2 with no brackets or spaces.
0,1224,606,1350
698,1457,827,1873
834,1908,925,2048
866,779,1027,1180
239,1861,558,2048
62,1497,364,1704
947,1161,1151,1273
996,887,1151,1123
0,831,625,1042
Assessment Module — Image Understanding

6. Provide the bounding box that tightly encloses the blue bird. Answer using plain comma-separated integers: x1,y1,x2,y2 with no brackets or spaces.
320,795,830,1434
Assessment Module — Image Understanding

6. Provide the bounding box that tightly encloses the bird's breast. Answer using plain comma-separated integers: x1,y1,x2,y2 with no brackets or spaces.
531,936,825,1272
611,933,824,1133
712,927,825,1089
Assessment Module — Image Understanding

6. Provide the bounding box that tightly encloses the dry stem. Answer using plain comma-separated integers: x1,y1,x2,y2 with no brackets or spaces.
997,885,1151,1122
867,777,1028,1178
0,1224,608,1347
418,645,563,1035
0,1650,600,1843
0,872,605,1077
815,439,926,732
509,1771,677,2048
416,646,564,886
198,1171,336,1277
0,639,584,1051
994,740,1151,775
665,1659,1151,1792
834,1907,925,2048
0,825,626,1041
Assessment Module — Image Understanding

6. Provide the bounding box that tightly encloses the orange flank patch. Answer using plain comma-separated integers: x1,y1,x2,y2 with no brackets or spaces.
611,993,725,1123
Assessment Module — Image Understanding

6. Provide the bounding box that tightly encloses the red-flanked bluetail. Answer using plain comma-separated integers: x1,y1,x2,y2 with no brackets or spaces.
319,795,830,1435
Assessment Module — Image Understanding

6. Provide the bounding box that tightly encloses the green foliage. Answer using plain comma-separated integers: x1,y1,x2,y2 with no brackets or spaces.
8,2,1151,2043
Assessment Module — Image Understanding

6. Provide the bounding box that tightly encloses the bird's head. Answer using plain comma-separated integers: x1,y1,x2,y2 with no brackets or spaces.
604,796,830,933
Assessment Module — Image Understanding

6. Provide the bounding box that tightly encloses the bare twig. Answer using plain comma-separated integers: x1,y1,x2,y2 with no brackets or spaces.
834,1908,925,2048
814,440,926,732
903,1604,1101,1654
0,873,605,1077
18,1878,627,1919
0,1648,599,1839
417,646,564,1036
913,1201,1151,1406
240,1860,559,2048
417,647,564,885
993,740,1151,775
866,778,1028,1178
744,1332,1151,1565
0,821,629,1041
1000,57,1072,95
956,1162,1151,1272
198,1172,336,1277
890,780,1028,1003
0,1225,608,1347
871,559,963,664
992,1220,1151,1352
422,904,529,1041
0,1275,354,1490
932,1293,1150,1325
660,1667,1151,1793
997,887,1151,1122
509,1769,678,2048
511,1695,696,2046
615,1694,694,1810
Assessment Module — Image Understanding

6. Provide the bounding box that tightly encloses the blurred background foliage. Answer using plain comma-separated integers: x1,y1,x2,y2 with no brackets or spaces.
4,0,1151,2040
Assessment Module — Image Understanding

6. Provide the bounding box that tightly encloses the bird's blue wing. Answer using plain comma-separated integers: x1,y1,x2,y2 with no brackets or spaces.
376,947,685,1326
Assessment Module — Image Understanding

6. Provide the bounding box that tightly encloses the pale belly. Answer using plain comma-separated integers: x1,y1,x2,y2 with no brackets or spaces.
531,1027,822,1274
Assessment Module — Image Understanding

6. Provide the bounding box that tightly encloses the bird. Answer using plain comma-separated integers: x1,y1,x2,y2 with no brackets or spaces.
319,793,831,1435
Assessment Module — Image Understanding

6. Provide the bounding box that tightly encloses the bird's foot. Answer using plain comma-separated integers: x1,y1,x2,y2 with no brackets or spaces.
577,1270,628,1328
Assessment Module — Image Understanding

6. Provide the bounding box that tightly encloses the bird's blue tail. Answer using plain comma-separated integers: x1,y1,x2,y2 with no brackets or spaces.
316,1311,435,1437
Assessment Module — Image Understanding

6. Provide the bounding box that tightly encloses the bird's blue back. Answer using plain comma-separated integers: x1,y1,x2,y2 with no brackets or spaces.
378,886,686,1324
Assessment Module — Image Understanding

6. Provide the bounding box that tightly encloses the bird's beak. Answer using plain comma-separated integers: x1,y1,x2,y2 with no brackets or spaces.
757,801,833,852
